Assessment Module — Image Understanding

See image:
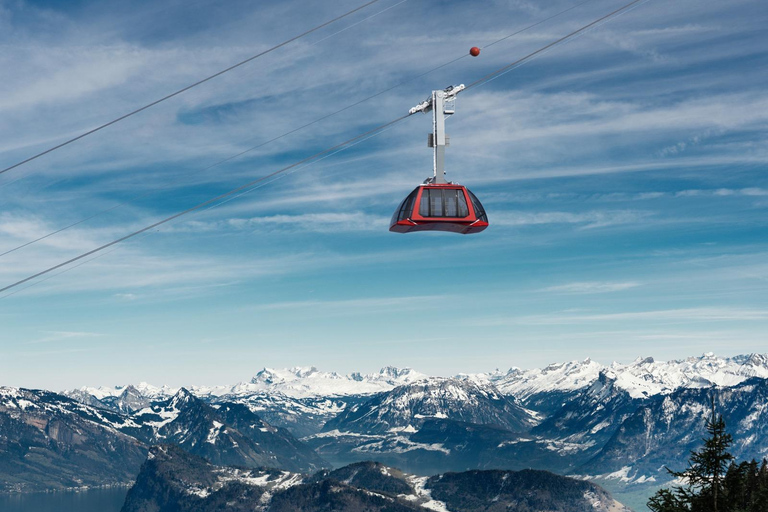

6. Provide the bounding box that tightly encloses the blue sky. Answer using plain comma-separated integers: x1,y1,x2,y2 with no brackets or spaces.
0,0,766,390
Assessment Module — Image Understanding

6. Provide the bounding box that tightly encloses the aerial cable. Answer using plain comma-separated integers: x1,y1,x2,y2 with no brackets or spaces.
0,0,385,178
464,0,648,91
0,122,403,300
0,0,651,296
0,115,410,296
0,0,408,193
199,117,403,215
0,0,596,259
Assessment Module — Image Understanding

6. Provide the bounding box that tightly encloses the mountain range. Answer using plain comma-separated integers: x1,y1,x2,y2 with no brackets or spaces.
70,353,768,402
0,386,324,493
3,352,767,510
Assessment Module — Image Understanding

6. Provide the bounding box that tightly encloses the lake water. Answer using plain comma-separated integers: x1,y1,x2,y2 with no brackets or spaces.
0,487,128,512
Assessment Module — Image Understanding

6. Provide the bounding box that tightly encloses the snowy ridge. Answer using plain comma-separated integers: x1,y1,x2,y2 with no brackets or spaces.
76,382,178,400
323,377,536,435
489,358,604,399
68,365,427,401
64,353,768,404
244,365,428,398
472,353,768,400
606,353,768,398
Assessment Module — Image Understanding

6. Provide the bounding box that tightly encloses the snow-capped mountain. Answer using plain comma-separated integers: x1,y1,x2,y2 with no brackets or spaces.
65,354,768,408
475,353,768,402
74,381,177,401
66,366,427,405
212,391,354,438
0,387,146,493
324,377,536,435
580,376,768,481
244,365,428,398
605,353,768,398
531,370,643,451
0,386,327,492
128,388,326,472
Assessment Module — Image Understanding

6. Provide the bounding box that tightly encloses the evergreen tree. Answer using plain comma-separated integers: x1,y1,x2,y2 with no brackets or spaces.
681,413,734,511
648,406,734,512
724,461,749,511
744,460,760,512
754,461,768,512
647,488,688,512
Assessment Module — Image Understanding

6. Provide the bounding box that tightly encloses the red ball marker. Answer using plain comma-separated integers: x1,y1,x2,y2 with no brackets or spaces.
469,46,481,57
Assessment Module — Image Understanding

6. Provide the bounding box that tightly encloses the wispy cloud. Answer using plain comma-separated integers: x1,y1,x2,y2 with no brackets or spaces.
494,308,768,326
539,281,641,294
490,210,653,229
167,212,390,233
27,331,103,345
249,295,454,313
675,188,768,198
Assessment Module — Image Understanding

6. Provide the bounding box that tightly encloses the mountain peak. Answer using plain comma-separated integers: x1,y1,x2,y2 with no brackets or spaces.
120,384,140,396
168,387,197,409
324,376,535,434
290,366,319,378
379,365,408,378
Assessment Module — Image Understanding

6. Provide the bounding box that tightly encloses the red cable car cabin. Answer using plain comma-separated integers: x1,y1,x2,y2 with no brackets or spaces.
390,183,488,234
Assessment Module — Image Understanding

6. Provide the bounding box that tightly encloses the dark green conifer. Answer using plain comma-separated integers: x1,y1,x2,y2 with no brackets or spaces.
649,394,734,512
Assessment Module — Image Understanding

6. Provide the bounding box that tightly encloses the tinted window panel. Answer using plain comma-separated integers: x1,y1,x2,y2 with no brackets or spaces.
419,189,430,216
458,191,469,217
398,189,417,221
417,188,473,218
430,189,442,216
392,189,419,224
467,189,488,222
444,190,458,217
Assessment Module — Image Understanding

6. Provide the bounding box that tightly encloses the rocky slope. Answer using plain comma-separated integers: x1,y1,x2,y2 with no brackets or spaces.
323,377,536,435
580,377,768,482
0,387,146,493
0,387,325,493
121,444,630,512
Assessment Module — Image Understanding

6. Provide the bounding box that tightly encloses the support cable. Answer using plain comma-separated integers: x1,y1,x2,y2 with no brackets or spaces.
0,122,402,300
0,0,384,177
464,0,648,92
0,115,409,295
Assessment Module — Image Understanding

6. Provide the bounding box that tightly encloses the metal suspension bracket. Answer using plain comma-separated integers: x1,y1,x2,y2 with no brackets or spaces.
409,84,465,184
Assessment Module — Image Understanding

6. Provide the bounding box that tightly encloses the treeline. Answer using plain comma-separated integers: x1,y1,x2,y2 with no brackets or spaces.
719,459,768,512
649,412,768,512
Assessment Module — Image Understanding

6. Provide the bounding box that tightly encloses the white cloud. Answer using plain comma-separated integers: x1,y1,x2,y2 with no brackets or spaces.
490,209,652,229
27,330,103,345
503,308,768,326
249,295,454,313
540,281,641,294
169,212,390,233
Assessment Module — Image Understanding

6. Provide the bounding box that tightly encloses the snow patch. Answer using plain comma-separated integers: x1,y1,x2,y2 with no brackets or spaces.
408,475,450,512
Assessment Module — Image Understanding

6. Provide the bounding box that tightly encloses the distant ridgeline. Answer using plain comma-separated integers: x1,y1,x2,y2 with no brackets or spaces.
0,353,767,509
